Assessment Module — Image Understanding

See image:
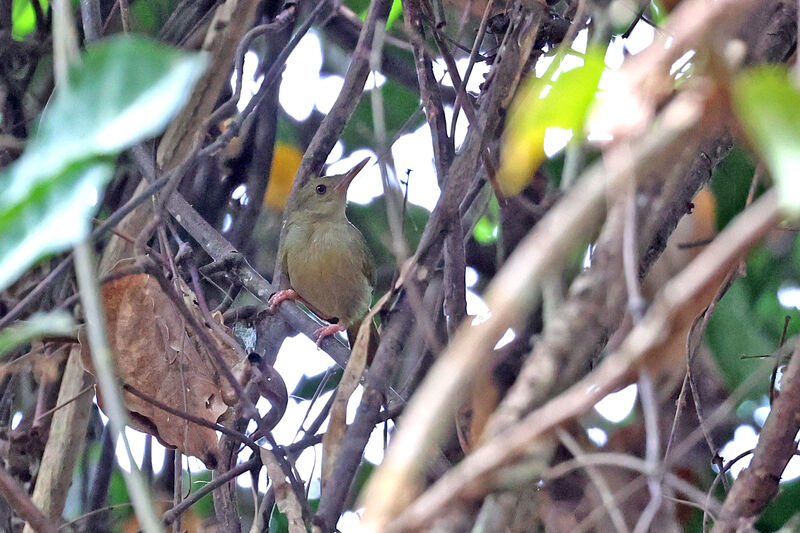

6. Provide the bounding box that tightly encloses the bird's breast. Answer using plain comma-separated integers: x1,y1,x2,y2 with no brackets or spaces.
284,223,372,326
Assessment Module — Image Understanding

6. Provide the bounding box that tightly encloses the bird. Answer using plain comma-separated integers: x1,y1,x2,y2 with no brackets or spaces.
269,158,376,350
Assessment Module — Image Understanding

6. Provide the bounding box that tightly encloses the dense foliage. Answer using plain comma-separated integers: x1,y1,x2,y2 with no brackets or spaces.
0,0,799,532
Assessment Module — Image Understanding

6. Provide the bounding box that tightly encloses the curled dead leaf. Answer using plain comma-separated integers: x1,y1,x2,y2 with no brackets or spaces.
80,273,242,468
260,447,306,533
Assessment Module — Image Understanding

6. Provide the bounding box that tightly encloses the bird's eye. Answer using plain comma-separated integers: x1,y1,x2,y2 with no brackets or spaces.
315,184,327,195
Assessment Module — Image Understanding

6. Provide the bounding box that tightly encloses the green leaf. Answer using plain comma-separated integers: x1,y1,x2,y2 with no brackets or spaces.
706,281,774,393
341,79,421,153
387,0,403,29
269,499,319,533
269,505,290,533
292,369,343,400
472,195,500,244
0,312,75,358
347,460,375,508
0,161,114,291
129,0,175,34
107,469,133,519
346,0,371,11
186,469,215,518
33,36,207,176
733,66,800,215
649,0,668,26
11,0,47,40
499,48,605,196
0,35,206,292
757,477,800,530
473,215,498,244
710,147,756,230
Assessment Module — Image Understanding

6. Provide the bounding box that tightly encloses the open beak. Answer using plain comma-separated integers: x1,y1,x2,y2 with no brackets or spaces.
334,157,371,192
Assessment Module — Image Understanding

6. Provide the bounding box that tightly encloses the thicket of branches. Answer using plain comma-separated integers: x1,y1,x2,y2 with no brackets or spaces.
1,0,799,531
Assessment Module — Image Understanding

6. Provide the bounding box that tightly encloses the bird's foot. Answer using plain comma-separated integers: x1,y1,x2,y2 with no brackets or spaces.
313,323,346,348
269,289,298,313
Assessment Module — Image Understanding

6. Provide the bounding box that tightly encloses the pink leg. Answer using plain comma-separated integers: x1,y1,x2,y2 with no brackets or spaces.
313,323,346,347
269,288,298,313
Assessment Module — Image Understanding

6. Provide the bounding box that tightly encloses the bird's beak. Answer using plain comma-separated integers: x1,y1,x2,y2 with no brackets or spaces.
334,157,371,192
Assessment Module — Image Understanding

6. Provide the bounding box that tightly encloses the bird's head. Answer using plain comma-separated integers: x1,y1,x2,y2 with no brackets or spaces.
288,157,370,222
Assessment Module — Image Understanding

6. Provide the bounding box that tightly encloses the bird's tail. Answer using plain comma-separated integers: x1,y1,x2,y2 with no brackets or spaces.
346,319,379,365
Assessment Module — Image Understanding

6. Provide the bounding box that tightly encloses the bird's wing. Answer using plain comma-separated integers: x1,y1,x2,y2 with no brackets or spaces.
353,223,376,287
279,244,290,284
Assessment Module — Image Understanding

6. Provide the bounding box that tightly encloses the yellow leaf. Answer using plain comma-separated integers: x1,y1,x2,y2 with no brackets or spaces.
498,49,605,196
265,143,303,210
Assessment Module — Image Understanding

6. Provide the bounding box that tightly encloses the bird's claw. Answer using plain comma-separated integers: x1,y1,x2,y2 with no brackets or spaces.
268,289,298,313
313,324,346,348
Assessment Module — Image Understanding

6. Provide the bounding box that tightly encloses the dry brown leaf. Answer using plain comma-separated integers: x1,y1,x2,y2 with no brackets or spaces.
259,447,306,533
80,273,242,468
321,319,370,495
456,354,500,453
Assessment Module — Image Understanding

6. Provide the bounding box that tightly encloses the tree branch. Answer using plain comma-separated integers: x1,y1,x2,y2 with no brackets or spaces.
0,466,59,533
385,189,779,532
712,338,800,531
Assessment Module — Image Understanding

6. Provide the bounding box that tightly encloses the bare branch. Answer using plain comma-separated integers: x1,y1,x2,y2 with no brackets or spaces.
381,188,779,531
0,466,59,533
712,339,800,531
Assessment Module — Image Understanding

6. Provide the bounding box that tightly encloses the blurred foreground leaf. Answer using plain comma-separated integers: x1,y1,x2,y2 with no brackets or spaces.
733,66,800,215
0,311,75,358
0,35,206,292
498,48,604,196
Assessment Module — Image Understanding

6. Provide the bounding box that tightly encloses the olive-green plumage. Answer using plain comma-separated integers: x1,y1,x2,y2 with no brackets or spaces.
275,158,375,347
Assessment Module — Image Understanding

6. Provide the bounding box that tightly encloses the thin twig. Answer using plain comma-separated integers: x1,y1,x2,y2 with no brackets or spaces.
541,452,722,518
633,370,662,533
712,338,800,532
677,165,764,493
162,457,261,526
118,0,130,32
769,316,793,404
200,0,331,159
403,0,453,182
557,428,630,533
173,451,182,533
59,502,138,530
122,384,259,451
702,448,755,533
370,21,408,263
449,0,496,139
203,7,299,132
32,384,93,424
380,189,779,531
623,180,646,321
